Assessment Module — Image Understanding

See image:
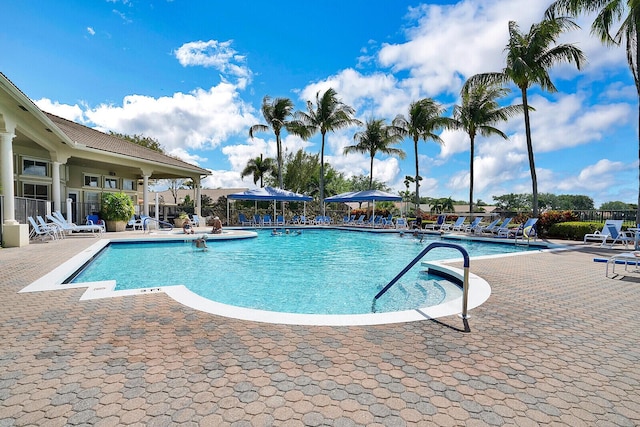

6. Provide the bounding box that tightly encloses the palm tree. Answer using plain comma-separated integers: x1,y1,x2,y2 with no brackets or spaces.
393,98,456,213
344,119,406,189
248,96,296,189
465,17,585,216
240,154,275,187
295,88,361,209
546,1,640,223
454,81,523,216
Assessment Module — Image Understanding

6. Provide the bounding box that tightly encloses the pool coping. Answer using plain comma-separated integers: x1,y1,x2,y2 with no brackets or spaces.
19,229,563,326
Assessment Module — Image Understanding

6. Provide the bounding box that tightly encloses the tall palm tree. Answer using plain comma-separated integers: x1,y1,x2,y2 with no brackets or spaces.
295,88,361,209
393,98,456,213
240,154,275,187
248,96,296,189
546,1,640,223
344,119,406,189
465,17,585,216
454,81,523,216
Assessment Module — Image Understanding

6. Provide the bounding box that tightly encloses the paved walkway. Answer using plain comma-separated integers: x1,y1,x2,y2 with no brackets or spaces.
0,232,639,426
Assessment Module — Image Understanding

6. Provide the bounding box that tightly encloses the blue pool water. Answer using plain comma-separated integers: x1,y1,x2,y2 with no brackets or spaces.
71,229,538,315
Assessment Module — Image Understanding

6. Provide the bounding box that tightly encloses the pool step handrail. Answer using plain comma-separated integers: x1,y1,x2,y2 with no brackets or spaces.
142,217,174,233
373,241,471,319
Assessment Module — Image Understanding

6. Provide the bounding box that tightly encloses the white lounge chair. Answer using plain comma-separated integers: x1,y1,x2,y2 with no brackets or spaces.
441,216,466,232
463,217,483,233
584,220,623,246
47,214,104,236
28,216,57,241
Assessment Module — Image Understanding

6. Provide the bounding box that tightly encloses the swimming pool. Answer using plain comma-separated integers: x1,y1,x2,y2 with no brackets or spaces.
68,229,539,318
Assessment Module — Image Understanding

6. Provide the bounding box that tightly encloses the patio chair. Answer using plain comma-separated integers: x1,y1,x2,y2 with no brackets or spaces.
424,215,446,230
605,224,635,249
441,216,466,232
584,220,623,245
486,218,512,235
27,216,57,241
253,214,263,227
354,215,366,226
463,217,483,233
477,218,501,234
275,215,286,226
395,218,409,229
499,218,539,240
50,213,104,235
37,215,64,239
191,214,201,227
262,215,273,226
238,213,254,226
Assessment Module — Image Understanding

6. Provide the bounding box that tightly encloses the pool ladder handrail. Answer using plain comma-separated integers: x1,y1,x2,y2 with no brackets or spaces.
373,241,471,319
142,217,174,233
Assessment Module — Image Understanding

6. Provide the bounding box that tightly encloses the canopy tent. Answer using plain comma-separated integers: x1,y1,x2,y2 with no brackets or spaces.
227,186,312,225
325,190,402,227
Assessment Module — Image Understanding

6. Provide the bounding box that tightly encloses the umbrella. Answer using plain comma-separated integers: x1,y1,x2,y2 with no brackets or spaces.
325,190,401,228
227,187,312,224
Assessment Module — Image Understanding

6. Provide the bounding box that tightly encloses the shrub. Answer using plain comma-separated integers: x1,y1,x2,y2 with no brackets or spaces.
100,192,135,222
537,210,579,236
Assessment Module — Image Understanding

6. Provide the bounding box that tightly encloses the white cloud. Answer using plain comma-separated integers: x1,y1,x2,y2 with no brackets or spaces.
85,82,257,153
174,40,252,83
34,99,85,123
87,27,95,36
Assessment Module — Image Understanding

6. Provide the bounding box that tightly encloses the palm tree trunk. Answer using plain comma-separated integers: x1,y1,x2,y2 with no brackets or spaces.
369,155,374,189
469,136,475,216
276,135,283,189
414,137,420,213
319,133,326,215
636,40,640,226
521,88,538,216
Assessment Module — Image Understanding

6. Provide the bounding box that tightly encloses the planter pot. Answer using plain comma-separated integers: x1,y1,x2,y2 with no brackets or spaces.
174,218,188,228
105,220,127,232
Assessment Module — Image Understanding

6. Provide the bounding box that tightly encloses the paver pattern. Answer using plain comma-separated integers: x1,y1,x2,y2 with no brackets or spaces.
0,232,639,426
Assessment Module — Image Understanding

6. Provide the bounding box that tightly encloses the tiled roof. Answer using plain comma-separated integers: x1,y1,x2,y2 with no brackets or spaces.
45,112,209,175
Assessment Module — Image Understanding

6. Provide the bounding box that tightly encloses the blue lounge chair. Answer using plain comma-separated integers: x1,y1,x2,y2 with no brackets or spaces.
441,216,466,232
253,214,263,227
486,218,512,235
477,218,501,234
238,213,253,226
499,218,538,240
463,217,483,233
263,214,273,226
275,215,285,226
395,218,409,229
606,224,635,249
424,215,446,230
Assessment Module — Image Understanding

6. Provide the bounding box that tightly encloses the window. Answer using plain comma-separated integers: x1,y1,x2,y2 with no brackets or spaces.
23,183,49,200
122,179,135,191
104,177,119,189
84,175,99,188
22,159,48,176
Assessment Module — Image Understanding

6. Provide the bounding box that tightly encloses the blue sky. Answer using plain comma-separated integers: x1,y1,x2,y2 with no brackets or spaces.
2,0,637,207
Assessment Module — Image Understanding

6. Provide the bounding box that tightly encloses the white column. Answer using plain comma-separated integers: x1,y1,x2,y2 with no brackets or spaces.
51,161,61,213
142,175,149,216
1,131,17,224
195,182,202,217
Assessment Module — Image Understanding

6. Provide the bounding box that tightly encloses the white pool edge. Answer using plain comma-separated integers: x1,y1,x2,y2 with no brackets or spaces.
18,235,565,326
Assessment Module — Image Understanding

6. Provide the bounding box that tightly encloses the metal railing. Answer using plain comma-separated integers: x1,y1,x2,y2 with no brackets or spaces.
372,241,471,319
142,217,174,233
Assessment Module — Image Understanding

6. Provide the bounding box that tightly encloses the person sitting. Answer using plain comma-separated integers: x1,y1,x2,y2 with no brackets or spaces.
211,216,222,234
183,219,194,234
413,216,422,229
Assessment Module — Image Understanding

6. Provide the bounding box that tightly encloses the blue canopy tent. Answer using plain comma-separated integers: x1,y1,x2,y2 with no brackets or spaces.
325,190,402,227
227,186,312,225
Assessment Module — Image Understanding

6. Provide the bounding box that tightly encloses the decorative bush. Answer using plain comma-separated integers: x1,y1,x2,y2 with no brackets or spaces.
100,192,135,222
537,210,579,236
547,221,599,240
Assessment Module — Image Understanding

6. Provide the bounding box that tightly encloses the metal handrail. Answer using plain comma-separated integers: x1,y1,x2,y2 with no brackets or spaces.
373,241,471,319
142,217,174,233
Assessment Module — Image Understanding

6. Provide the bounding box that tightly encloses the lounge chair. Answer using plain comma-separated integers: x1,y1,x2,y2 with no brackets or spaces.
37,215,64,239
238,213,254,226
605,224,635,249
486,218,512,235
499,218,539,240
441,216,466,232
424,215,446,230
463,217,483,233
253,214,263,227
50,213,105,235
584,220,623,245
28,216,57,241
191,214,201,227
395,218,409,229
477,218,501,234
263,215,273,226
275,215,286,226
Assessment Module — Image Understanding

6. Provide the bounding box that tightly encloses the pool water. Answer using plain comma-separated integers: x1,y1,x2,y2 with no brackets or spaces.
71,229,535,315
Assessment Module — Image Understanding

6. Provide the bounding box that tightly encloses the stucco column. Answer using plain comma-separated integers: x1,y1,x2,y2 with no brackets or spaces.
51,161,61,212
195,180,202,217
142,174,149,216
1,130,17,224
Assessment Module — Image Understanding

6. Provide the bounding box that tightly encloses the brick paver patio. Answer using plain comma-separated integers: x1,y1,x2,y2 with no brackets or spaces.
1,232,639,426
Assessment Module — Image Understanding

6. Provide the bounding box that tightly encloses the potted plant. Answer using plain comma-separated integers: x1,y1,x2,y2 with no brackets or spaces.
174,211,190,228
100,192,135,232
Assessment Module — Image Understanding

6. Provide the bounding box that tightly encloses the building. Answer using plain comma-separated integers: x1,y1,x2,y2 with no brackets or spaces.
0,73,210,247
